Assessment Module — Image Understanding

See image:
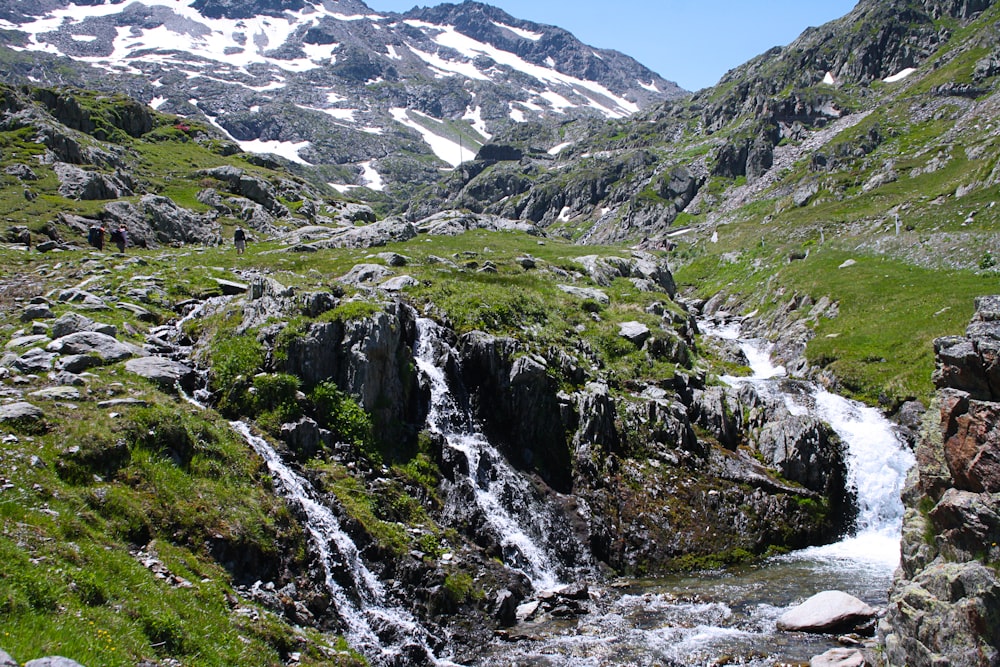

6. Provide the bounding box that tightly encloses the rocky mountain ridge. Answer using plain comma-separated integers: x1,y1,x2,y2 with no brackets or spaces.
0,0,682,195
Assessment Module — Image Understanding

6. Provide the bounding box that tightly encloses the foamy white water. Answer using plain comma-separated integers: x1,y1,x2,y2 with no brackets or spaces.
230,421,437,666
708,317,915,565
415,318,561,590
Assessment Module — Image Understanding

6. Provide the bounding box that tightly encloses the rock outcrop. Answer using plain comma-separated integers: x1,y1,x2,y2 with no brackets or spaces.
880,295,1000,667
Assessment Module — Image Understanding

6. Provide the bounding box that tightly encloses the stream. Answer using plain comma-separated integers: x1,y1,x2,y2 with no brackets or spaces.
473,320,916,666
175,298,915,665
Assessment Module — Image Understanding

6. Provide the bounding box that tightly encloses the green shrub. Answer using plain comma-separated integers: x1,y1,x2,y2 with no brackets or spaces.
250,374,303,434
311,382,373,451
209,334,265,416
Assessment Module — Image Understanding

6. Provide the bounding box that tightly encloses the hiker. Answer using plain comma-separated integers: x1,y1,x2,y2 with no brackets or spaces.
111,224,128,253
88,225,105,251
234,226,247,255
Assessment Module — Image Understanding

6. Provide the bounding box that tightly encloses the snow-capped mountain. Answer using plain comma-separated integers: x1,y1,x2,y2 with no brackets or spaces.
0,0,684,191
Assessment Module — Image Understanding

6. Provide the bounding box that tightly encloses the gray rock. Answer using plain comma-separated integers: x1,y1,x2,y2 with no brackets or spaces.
20,304,54,322
12,347,58,373
6,163,38,181
117,302,156,322
55,354,102,374
810,648,866,667
756,415,847,496
46,331,146,363
305,219,418,250
55,161,133,200
777,591,877,633
29,386,81,400
0,648,16,666
379,275,419,291
51,313,116,339
557,285,609,305
338,263,393,286
6,334,50,350
618,321,651,345
376,252,408,267
55,289,108,310
215,278,249,295
124,357,195,392
0,401,45,424
24,657,88,667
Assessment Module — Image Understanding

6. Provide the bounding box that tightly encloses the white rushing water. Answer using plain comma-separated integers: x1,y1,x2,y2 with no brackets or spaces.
415,317,561,591
477,320,917,665
230,421,437,666
708,320,916,567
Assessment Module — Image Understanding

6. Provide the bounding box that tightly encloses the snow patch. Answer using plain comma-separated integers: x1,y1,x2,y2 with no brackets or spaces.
390,108,469,167
638,80,660,93
463,106,492,140
491,21,542,41
239,139,312,165
823,71,836,85
548,141,572,156
883,68,916,83
360,160,385,191
385,44,402,60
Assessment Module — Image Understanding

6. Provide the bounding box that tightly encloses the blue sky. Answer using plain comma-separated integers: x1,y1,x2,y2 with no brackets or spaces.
368,1,859,91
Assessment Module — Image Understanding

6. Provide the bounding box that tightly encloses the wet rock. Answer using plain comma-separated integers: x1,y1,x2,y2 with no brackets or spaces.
810,647,867,667
281,416,328,461
124,357,195,392
776,591,877,634
494,589,518,627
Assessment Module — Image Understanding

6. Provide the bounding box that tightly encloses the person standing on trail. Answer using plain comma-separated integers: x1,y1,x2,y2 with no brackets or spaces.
112,224,128,253
234,226,247,255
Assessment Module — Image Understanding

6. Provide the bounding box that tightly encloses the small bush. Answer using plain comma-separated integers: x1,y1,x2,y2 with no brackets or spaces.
209,334,265,416
311,382,373,451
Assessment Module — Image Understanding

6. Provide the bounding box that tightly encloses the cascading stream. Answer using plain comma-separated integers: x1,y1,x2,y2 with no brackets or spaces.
476,318,917,665
708,319,916,566
230,422,437,667
414,317,561,591
168,296,442,666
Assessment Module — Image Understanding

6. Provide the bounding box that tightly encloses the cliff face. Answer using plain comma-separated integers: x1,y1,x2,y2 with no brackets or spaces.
880,295,1000,666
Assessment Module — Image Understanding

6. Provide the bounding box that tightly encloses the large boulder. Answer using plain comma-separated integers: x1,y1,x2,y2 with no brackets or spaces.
46,331,146,363
881,295,1000,667
776,590,877,634
124,357,196,393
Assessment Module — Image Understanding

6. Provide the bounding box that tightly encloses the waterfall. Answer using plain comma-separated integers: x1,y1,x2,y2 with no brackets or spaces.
705,319,915,565
231,421,439,667
166,298,450,665
415,317,562,590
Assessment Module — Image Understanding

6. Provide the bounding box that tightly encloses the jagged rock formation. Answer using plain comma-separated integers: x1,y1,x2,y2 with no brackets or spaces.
0,0,682,193
880,295,1000,666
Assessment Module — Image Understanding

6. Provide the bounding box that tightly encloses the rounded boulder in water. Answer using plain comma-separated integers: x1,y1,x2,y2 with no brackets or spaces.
776,590,877,634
